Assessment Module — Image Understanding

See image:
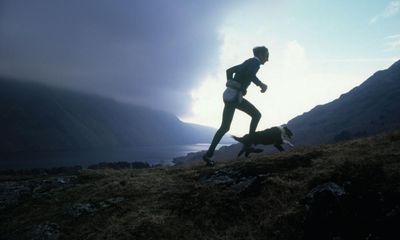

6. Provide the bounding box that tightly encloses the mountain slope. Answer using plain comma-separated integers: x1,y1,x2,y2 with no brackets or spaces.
0,78,218,153
1,131,399,239
288,59,400,145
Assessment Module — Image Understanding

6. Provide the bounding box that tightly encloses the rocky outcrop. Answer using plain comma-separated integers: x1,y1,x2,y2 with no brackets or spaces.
30,222,60,240
0,176,78,210
303,182,400,239
199,168,265,195
65,197,126,218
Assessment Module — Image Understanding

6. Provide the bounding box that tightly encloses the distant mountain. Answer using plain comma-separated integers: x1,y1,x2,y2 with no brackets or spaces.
288,59,400,145
0,78,223,153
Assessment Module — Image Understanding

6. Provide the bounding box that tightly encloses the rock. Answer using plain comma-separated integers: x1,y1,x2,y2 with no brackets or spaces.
199,168,262,195
0,181,31,210
106,197,125,204
0,175,79,210
56,176,75,184
206,174,235,186
199,168,240,187
303,182,346,210
32,176,78,199
303,182,400,239
228,176,258,194
303,182,347,239
99,197,125,208
30,222,60,240
66,203,97,217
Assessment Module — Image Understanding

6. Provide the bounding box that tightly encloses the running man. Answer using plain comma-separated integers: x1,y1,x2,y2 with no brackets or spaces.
203,46,269,166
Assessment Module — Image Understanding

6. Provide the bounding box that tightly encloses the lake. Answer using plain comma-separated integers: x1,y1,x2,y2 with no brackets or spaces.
0,143,232,170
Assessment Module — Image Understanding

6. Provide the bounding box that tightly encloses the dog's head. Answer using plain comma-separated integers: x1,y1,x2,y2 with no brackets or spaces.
281,125,293,138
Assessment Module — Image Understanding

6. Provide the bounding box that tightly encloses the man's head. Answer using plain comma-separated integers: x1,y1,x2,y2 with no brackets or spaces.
253,46,269,64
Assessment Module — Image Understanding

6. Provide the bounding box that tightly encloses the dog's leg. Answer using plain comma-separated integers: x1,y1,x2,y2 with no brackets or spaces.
245,149,253,158
238,143,252,157
243,147,263,158
274,144,284,152
245,151,251,158
240,143,253,157
244,146,256,158
283,139,294,147
238,149,245,157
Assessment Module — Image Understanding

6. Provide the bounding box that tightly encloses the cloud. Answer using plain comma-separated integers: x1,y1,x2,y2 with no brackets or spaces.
0,0,234,115
369,1,400,24
384,34,400,51
369,16,379,24
323,57,400,62
282,40,309,73
383,1,400,17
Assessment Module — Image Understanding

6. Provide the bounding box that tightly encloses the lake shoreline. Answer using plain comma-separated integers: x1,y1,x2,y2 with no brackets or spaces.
0,143,234,170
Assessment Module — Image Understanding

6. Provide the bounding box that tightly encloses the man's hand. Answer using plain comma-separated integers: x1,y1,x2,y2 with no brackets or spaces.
260,83,268,93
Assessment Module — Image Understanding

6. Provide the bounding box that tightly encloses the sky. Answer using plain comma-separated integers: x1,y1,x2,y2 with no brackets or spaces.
1,0,399,136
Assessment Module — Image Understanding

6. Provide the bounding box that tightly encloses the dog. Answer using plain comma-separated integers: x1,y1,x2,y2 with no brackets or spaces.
233,125,294,157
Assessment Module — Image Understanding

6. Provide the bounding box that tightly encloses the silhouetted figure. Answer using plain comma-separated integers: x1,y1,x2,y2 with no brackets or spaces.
203,46,269,166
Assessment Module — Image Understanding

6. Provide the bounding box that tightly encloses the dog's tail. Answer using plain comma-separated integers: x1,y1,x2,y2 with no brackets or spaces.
232,135,244,143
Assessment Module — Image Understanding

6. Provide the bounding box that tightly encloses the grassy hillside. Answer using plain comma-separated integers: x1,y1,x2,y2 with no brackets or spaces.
1,132,400,240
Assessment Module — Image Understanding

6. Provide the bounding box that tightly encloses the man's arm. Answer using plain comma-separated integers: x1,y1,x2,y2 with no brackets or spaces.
252,76,263,86
247,59,267,92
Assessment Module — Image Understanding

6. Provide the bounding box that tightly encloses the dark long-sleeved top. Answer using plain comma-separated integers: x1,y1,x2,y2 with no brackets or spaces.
226,57,263,95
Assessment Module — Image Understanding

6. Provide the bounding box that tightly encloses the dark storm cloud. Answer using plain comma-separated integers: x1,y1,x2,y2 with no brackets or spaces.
0,0,234,114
